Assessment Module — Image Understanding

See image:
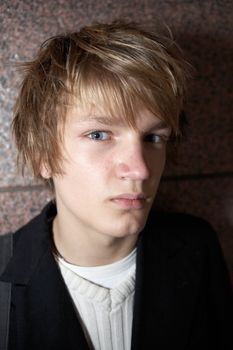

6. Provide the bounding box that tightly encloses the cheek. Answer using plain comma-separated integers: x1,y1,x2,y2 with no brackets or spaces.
160,152,166,172
149,151,166,174
78,147,114,175
67,154,113,189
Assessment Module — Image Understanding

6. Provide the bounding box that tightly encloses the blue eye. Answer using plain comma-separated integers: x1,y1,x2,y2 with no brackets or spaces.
88,131,109,141
145,134,163,144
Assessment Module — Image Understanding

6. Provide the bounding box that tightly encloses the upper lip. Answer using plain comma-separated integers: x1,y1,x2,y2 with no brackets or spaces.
111,193,148,200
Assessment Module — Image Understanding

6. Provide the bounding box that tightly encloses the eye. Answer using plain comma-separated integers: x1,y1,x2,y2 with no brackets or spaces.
145,134,166,144
87,131,110,141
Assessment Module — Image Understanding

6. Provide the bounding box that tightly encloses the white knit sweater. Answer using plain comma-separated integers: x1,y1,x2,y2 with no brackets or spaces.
58,252,136,350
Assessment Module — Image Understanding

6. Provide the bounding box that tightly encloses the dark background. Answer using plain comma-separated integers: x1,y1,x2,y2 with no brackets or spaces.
0,0,232,281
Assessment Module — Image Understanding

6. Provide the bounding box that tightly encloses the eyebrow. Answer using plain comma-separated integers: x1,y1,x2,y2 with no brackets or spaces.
75,115,171,131
77,115,118,126
149,120,170,131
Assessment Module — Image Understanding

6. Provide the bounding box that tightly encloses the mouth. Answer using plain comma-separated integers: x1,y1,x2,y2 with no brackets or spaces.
110,193,149,210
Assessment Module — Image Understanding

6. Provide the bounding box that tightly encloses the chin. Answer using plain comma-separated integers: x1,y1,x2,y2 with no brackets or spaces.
109,217,147,238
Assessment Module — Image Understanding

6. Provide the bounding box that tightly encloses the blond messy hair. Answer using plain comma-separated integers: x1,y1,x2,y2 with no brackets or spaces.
12,20,190,182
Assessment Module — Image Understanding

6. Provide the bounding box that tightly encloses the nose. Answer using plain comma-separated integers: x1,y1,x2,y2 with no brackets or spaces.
115,142,150,181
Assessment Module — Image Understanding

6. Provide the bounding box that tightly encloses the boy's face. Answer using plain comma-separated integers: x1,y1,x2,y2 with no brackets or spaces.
46,103,171,242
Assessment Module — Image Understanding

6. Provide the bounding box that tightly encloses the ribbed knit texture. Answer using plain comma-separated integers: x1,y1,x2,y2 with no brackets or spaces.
58,248,136,289
59,258,135,350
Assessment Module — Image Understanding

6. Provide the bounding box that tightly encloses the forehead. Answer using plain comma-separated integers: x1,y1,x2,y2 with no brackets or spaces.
65,100,168,131
64,71,166,128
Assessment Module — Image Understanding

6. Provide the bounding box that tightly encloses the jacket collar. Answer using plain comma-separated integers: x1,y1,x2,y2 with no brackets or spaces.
0,202,56,285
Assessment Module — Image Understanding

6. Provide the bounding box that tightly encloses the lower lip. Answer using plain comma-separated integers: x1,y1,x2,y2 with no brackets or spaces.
111,198,145,209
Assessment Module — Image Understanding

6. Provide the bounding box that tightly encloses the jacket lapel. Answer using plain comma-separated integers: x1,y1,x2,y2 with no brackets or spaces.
1,203,90,350
15,247,90,349
131,211,203,349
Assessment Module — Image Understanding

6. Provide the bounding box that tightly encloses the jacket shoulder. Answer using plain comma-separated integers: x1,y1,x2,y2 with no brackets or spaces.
145,210,221,252
11,201,56,244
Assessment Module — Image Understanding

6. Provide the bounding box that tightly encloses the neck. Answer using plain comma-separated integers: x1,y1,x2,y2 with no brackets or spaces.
52,216,138,266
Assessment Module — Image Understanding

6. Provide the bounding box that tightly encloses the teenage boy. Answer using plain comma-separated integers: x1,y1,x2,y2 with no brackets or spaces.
1,20,232,350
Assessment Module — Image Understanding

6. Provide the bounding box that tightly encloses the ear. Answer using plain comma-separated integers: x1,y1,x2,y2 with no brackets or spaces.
40,163,51,179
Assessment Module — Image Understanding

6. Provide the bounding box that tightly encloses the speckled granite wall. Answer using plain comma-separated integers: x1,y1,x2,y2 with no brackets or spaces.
0,1,232,279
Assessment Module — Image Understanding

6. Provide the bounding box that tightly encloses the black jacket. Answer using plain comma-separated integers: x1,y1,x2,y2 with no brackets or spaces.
1,202,233,349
